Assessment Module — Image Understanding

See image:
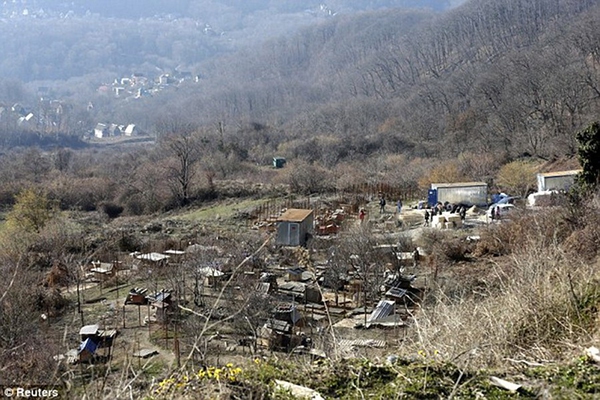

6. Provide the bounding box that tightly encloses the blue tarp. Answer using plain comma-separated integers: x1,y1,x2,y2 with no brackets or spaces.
78,338,98,355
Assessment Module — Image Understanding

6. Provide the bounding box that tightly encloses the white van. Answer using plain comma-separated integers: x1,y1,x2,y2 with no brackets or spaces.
487,203,515,219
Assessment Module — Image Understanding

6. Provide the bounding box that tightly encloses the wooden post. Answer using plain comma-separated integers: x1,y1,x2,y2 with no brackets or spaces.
76,278,81,314
165,321,168,349
122,305,126,329
174,338,180,369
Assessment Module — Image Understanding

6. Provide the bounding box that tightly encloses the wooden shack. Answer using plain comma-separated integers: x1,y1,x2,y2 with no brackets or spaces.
80,324,100,342
125,288,148,305
197,266,225,287
273,303,303,328
286,267,304,282
149,290,173,324
90,262,115,281
304,285,322,304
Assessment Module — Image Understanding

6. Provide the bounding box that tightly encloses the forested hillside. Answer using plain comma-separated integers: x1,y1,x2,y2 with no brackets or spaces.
0,0,596,215
3,0,595,168
0,0,457,81
167,0,600,163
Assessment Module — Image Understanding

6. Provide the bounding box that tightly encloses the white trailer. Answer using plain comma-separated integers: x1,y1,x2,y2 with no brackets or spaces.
536,170,580,192
428,182,488,206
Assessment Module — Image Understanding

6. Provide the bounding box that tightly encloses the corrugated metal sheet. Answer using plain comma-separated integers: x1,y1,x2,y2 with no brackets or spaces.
135,252,170,262
279,281,305,293
98,329,117,338
385,287,408,299
255,282,271,295
368,300,395,322
153,291,171,303
266,319,291,333
277,209,313,222
79,324,99,336
274,303,301,324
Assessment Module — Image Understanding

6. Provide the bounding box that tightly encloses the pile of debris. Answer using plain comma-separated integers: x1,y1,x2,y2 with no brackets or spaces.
315,208,347,236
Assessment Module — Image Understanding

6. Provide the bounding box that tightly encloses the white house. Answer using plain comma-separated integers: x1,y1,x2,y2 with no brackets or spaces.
94,123,108,138
124,124,140,136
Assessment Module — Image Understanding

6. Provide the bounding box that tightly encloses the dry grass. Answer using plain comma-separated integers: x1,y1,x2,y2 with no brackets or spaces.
404,207,600,368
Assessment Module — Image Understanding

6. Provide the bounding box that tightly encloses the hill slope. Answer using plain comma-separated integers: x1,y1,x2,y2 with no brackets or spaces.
163,0,600,162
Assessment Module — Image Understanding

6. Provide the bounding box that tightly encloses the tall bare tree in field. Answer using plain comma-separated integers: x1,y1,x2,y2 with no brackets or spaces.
157,120,200,206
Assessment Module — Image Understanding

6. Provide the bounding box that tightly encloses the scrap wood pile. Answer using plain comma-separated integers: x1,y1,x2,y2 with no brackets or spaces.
294,247,313,270
315,208,347,235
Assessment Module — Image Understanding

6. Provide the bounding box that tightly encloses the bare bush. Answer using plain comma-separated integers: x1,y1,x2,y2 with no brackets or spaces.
418,229,470,264
562,192,600,260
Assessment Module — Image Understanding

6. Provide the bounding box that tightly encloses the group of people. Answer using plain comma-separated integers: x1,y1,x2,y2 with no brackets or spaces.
362,195,475,227
357,195,402,224
378,196,403,214
423,202,467,226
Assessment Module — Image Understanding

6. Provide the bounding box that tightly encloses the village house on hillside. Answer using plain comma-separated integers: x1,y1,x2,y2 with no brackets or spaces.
94,122,142,138
94,123,108,138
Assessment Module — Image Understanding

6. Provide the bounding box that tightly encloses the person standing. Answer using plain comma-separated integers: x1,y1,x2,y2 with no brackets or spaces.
359,208,366,223
396,199,403,214
379,196,386,213
412,248,420,268
424,209,430,226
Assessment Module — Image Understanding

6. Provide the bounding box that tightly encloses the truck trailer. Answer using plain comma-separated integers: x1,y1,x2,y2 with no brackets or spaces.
428,182,488,207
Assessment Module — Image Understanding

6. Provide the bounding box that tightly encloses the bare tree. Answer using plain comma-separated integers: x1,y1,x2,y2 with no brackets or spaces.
160,131,203,207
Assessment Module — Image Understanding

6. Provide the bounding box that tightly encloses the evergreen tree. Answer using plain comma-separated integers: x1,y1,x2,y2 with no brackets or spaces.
6,189,54,233
575,122,600,195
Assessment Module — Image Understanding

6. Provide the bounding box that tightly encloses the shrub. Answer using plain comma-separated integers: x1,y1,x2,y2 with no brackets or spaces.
495,159,540,198
100,202,124,218
439,238,470,262
418,229,469,263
